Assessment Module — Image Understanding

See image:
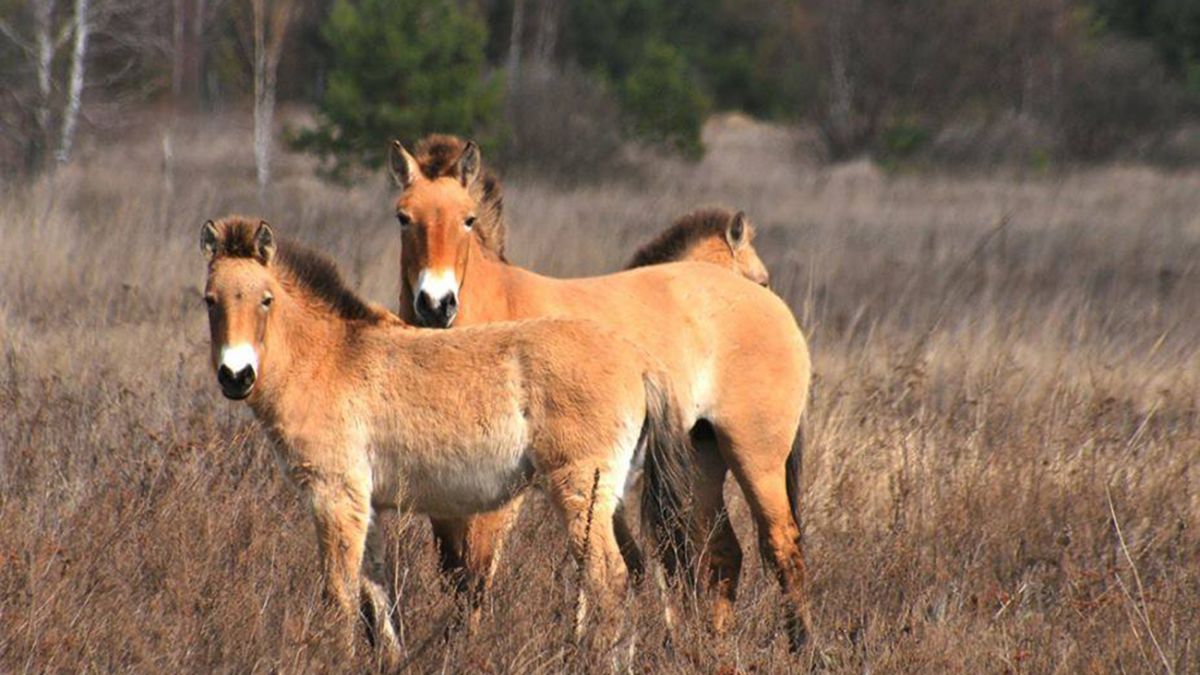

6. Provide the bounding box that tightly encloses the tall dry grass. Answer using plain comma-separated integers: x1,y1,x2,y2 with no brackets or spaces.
1,113,1198,673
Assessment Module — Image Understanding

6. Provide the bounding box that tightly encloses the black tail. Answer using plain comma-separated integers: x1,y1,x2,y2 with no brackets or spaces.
785,423,805,535
639,372,695,575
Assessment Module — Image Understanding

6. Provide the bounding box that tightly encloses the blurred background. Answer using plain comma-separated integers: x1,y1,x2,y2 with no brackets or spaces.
2,0,1200,180
2,1,1199,672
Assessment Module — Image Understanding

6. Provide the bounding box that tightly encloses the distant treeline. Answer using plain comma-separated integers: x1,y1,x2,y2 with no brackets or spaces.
1,0,1198,177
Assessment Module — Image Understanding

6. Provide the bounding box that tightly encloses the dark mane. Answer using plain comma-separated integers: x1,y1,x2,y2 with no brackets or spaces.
209,216,385,323
412,134,507,260
626,207,737,269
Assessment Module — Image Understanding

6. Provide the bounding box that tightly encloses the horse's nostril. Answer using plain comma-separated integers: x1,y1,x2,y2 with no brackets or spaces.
443,294,457,311
218,364,255,396
416,291,435,315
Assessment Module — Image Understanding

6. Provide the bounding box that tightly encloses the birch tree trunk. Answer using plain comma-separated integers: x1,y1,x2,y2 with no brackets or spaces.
252,0,294,194
253,0,269,192
56,0,89,165
32,0,56,170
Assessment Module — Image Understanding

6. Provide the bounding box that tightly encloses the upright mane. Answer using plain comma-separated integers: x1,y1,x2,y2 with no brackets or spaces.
626,207,739,269
209,216,389,323
412,134,507,261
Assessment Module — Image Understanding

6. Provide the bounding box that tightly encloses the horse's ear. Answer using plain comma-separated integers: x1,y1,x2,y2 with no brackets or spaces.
458,140,481,188
726,211,749,249
388,140,419,189
201,220,219,261
254,220,276,264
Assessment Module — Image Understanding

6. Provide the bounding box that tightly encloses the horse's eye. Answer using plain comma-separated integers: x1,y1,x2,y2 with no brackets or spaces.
204,295,216,309
396,213,412,228
464,216,476,230
261,294,273,309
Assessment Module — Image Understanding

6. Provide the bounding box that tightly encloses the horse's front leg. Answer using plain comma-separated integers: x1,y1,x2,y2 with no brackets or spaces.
307,477,375,655
361,509,401,668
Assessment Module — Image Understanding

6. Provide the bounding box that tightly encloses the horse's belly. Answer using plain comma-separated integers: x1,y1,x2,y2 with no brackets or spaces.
402,449,534,517
373,417,533,518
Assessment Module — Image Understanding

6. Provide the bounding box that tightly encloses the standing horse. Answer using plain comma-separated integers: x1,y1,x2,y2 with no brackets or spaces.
389,136,815,649
199,216,692,663
625,206,770,287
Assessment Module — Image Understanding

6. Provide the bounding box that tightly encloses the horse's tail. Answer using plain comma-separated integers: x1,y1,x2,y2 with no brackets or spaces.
785,423,805,534
639,371,694,575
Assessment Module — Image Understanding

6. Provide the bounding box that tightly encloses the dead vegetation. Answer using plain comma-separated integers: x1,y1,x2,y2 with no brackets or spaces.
1,116,1198,673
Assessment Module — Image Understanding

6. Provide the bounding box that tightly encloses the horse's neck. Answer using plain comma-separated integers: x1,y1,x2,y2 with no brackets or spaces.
249,302,354,423
460,246,522,324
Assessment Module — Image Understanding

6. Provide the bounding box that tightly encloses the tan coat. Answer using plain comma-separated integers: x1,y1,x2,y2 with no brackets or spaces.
200,217,692,663
390,139,815,648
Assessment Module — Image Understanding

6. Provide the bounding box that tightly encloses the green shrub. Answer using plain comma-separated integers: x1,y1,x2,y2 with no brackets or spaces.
619,41,711,157
291,0,501,179
881,119,931,159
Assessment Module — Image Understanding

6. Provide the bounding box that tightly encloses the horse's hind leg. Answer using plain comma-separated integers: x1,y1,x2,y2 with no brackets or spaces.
720,429,813,651
429,516,469,593
545,466,627,640
461,497,524,621
690,426,743,635
430,499,524,630
613,502,646,582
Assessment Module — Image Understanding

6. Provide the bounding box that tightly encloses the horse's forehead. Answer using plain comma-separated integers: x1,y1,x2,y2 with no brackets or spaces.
209,258,269,291
398,179,474,221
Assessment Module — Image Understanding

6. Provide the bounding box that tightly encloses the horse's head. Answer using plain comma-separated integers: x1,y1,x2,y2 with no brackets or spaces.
200,218,280,400
711,211,770,288
628,208,771,288
389,139,483,328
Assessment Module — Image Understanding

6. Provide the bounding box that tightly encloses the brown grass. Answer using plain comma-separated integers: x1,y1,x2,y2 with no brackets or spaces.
2,114,1199,673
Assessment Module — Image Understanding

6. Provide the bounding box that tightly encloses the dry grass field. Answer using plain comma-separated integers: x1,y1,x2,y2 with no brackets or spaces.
2,113,1199,673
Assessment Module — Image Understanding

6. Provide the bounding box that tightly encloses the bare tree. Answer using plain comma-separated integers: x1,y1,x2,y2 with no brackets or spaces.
171,0,215,106
252,0,296,193
0,0,74,170
56,0,90,164
506,0,526,86
530,0,560,72
33,0,57,155
824,0,855,154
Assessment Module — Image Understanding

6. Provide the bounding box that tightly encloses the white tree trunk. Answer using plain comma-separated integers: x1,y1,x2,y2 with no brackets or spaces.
252,0,294,194
253,0,270,192
56,0,89,165
33,0,56,166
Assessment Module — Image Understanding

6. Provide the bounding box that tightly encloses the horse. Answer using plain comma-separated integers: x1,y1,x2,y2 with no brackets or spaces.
199,216,693,663
388,136,815,649
625,206,770,288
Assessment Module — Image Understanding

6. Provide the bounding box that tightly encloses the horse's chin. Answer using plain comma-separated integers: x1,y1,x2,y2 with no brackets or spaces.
220,384,254,400
415,313,456,329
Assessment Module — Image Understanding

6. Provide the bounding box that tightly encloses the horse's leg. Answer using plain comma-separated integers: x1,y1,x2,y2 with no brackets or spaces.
612,502,645,583
690,428,743,635
460,496,525,626
545,466,627,641
429,516,469,593
308,479,372,652
360,509,401,668
719,429,813,651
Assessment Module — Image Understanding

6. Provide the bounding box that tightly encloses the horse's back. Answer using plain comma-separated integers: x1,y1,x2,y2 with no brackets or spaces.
501,261,809,422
